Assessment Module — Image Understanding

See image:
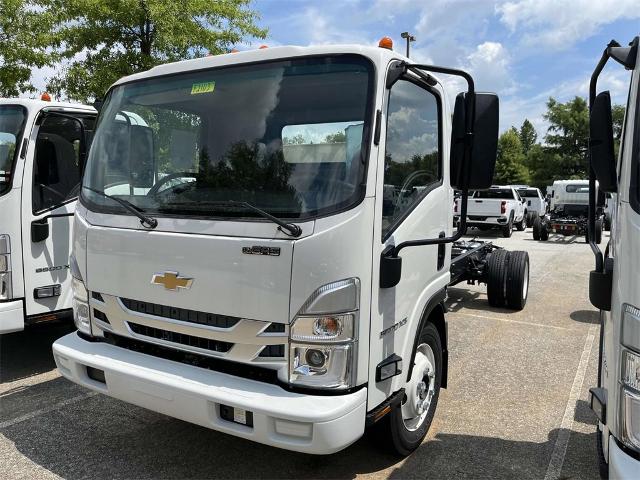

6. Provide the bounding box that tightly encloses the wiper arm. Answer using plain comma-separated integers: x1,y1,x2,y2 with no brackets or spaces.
228,200,302,237
83,186,158,229
165,199,301,237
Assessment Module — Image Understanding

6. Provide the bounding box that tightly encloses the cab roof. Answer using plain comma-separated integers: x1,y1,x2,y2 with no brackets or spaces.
0,97,96,114
112,44,421,88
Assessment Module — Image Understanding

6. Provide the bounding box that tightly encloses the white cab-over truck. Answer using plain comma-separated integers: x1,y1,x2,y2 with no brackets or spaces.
585,35,640,478
0,98,96,333
52,42,501,455
454,185,526,237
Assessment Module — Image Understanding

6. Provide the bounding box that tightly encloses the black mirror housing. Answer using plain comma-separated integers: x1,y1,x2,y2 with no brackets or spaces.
31,219,49,243
590,91,617,193
451,92,499,190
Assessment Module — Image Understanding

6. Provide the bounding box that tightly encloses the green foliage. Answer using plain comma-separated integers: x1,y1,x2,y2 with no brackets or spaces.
494,129,529,185
44,0,267,102
543,97,590,178
324,131,346,143
519,119,537,155
0,0,53,96
384,152,439,188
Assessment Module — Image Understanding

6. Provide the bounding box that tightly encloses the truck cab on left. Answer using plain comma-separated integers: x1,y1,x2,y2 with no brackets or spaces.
0,98,96,333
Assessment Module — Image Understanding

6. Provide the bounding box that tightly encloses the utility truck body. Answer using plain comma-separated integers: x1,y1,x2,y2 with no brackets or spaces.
0,99,96,333
52,43,501,455
586,36,640,478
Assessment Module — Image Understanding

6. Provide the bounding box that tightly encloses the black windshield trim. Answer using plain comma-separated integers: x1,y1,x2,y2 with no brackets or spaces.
80,54,377,223
0,104,28,197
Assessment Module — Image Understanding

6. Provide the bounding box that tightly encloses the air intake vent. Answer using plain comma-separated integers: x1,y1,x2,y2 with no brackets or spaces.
128,322,233,353
91,292,104,302
121,298,240,329
93,309,109,324
258,344,285,358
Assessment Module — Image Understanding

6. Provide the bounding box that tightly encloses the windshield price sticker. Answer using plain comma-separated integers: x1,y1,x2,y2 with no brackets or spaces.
191,81,215,95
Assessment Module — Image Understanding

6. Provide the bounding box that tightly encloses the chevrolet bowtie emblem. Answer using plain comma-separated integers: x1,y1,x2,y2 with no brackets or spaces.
151,271,193,291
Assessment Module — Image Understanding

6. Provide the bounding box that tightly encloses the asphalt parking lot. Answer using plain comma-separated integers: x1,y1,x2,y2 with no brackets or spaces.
0,227,603,479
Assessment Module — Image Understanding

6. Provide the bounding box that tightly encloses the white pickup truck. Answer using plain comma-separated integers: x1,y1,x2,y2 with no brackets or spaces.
455,186,526,237
516,186,547,227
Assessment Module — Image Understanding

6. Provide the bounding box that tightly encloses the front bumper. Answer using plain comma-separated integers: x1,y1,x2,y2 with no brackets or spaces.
0,299,24,334
609,437,640,479
53,332,367,454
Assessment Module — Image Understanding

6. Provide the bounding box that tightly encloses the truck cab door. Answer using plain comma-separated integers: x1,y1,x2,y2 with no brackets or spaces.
20,113,93,321
368,74,450,409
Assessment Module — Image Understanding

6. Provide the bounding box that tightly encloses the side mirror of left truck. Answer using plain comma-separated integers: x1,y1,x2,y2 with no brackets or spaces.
450,92,499,191
590,91,617,193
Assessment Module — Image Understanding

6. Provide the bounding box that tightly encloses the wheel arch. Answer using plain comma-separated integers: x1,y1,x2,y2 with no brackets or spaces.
405,289,448,389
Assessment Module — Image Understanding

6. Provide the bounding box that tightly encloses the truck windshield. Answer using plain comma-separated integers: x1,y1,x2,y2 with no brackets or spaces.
0,105,27,196
82,55,374,220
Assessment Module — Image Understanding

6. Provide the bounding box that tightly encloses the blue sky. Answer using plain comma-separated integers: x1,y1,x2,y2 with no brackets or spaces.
249,0,639,137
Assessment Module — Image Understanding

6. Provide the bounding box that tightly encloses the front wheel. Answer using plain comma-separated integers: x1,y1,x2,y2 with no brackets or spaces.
382,322,442,456
516,215,526,231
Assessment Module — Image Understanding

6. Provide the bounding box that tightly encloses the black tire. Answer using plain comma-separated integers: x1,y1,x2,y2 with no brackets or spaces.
540,221,549,241
505,251,529,310
516,215,526,231
532,216,541,240
379,322,443,456
596,426,609,479
502,215,513,238
486,249,509,307
595,219,603,244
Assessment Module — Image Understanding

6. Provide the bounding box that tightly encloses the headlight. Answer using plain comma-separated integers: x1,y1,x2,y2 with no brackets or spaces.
0,235,11,301
620,348,640,452
71,273,92,336
289,278,359,390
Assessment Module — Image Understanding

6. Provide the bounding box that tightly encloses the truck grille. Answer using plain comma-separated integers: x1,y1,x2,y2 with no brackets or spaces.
121,298,240,329
128,322,233,353
89,293,288,366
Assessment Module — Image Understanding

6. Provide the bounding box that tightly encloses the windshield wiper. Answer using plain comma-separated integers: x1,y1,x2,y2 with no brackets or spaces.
83,186,158,229
163,199,302,237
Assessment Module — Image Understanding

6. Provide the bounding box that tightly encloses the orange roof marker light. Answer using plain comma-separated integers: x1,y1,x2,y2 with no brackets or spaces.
378,37,393,50
41,92,51,102
230,48,239,53
259,45,268,49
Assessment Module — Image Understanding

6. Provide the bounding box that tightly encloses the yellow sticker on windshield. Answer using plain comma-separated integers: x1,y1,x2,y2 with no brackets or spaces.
191,81,215,95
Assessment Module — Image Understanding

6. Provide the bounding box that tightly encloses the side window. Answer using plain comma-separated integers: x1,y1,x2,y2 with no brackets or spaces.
382,79,441,237
32,116,87,213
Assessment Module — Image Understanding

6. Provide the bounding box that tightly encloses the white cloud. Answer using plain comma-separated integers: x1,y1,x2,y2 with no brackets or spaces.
497,0,640,49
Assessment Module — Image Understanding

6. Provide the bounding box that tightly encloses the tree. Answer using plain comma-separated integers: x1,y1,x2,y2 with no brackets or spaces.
543,97,590,178
494,129,529,185
324,131,346,143
0,0,53,96
44,0,267,101
519,119,537,155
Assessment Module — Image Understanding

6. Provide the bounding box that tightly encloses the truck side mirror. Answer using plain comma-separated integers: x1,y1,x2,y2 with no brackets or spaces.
31,219,49,242
450,92,499,190
590,91,617,193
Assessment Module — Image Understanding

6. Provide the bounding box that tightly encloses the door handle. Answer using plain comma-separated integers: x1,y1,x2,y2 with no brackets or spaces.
437,231,446,270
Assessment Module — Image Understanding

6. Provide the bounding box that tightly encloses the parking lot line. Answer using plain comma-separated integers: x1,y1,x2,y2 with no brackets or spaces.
543,323,597,480
453,311,579,331
0,392,97,429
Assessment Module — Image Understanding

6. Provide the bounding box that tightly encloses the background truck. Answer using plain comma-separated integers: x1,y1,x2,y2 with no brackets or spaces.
516,186,547,227
532,179,604,243
585,35,639,479
51,41,527,456
454,185,526,237
0,98,96,333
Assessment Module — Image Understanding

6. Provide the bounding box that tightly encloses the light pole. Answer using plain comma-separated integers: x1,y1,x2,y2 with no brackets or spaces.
400,31,416,58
